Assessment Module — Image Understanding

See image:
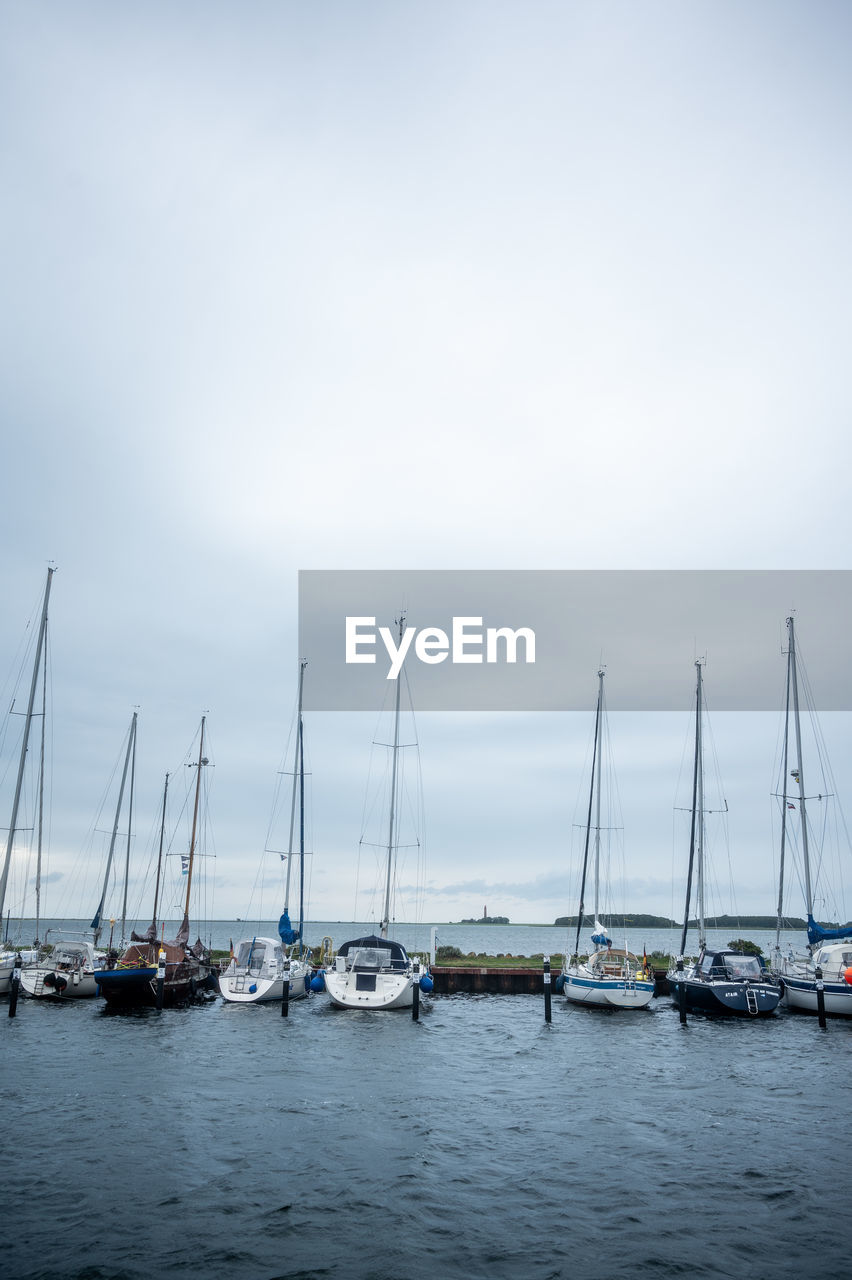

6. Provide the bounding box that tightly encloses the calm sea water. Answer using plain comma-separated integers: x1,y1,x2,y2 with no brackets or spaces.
5,917,808,959
3,940,850,1280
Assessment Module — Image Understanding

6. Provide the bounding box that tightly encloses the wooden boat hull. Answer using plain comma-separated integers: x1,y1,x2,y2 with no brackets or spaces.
94,962,217,1007
668,973,780,1016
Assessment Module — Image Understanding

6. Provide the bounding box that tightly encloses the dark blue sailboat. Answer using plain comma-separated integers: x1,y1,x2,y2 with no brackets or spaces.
668,947,780,1016
94,718,217,1007
668,661,780,1018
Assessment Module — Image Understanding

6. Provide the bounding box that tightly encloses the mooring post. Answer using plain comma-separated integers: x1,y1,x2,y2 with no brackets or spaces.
7,953,21,1019
412,963,420,1022
155,949,166,1011
676,957,687,1024
815,964,826,1029
281,958,291,1017
543,954,552,1022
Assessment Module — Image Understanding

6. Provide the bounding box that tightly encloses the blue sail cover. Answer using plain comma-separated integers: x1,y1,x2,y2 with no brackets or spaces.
278,910,300,945
590,918,611,948
807,913,852,945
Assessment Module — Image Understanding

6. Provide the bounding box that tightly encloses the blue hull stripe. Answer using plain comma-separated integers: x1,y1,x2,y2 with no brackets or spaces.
784,977,852,996
565,976,654,992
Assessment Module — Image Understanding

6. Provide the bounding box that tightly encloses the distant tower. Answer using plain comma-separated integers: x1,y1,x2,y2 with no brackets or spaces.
484,904,487,920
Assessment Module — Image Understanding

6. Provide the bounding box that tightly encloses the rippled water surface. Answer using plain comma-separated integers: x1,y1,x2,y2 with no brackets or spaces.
3,990,849,1279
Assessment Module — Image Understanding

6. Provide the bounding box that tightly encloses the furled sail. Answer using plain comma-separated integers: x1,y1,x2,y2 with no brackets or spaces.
807,914,852,945
278,909,300,945
590,918,612,947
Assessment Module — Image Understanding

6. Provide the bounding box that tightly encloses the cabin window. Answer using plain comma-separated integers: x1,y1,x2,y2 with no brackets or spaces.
352,947,394,971
236,941,267,970
724,956,761,980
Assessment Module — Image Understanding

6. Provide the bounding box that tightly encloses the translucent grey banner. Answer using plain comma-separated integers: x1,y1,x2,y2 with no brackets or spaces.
298,570,852,711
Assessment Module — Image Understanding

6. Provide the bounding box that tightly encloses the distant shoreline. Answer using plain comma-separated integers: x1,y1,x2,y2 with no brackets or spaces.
6,914,813,929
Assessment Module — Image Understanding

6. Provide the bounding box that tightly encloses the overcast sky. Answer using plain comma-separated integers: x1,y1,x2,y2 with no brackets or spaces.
2,1,851,933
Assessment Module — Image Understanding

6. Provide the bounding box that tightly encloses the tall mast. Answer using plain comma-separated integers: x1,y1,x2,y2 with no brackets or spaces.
788,617,813,919
593,669,604,924
696,664,706,951
572,672,603,960
92,711,137,948
0,566,54,925
182,715,207,926
298,710,305,957
679,661,703,959
151,772,169,932
284,660,306,911
775,634,793,949
119,713,138,945
35,628,48,948
381,614,405,940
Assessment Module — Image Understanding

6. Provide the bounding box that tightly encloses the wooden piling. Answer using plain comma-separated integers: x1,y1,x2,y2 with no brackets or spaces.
8,954,21,1018
281,960,291,1017
815,964,826,1028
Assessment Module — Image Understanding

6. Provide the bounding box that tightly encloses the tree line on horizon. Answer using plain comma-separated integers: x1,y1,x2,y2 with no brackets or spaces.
552,913,811,930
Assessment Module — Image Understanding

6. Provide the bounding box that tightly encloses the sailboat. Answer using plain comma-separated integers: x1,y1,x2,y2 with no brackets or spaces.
20,937,103,999
561,670,655,1009
220,659,312,1005
94,717,217,1007
21,711,138,1000
0,568,53,997
322,616,428,1011
667,661,780,1017
773,616,852,1015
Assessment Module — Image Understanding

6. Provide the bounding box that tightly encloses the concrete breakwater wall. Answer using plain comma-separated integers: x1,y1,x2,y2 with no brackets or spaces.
430,966,671,996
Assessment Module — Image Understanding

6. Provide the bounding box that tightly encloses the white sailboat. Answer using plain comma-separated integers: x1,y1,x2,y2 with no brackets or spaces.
21,711,137,1000
322,616,428,1011
220,659,311,1005
773,616,852,1016
20,938,103,999
561,670,655,1009
0,568,54,997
